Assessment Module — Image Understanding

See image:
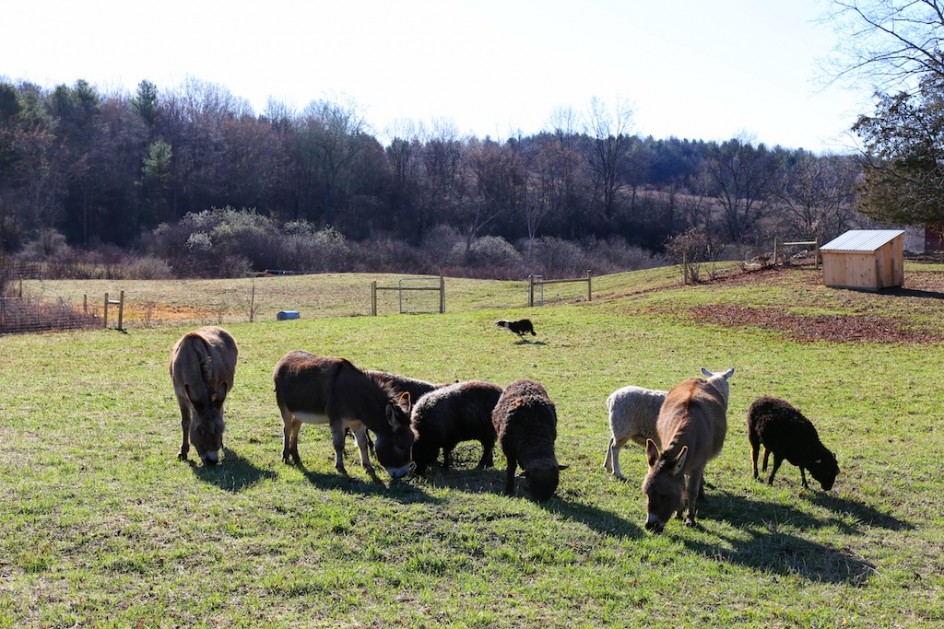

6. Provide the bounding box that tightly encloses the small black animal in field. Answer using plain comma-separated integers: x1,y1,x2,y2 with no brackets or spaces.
495,319,536,339
747,396,839,490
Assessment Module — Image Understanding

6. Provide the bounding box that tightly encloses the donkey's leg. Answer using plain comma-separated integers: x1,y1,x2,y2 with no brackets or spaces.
177,397,191,461
684,469,704,527
330,423,349,475
278,406,302,465
351,427,374,472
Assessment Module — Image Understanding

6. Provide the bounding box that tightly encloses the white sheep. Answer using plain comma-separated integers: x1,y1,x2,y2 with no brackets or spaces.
603,385,666,480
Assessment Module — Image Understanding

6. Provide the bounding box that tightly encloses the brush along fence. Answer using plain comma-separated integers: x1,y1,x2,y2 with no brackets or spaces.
370,276,445,315
528,270,593,306
773,237,820,268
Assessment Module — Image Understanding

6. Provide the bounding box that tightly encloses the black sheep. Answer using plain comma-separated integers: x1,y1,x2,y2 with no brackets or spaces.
410,380,503,476
491,379,566,501
747,396,839,490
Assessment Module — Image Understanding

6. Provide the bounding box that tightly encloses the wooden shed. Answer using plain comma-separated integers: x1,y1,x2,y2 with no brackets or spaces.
820,229,905,290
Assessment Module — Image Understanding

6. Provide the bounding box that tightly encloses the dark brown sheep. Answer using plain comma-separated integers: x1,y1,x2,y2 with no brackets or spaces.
410,380,503,476
747,396,839,490
491,379,566,501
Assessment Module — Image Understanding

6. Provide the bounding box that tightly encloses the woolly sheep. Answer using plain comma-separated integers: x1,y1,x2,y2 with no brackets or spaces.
492,379,567,502
603,385,666,480
410,380,503,476
747,396,839,490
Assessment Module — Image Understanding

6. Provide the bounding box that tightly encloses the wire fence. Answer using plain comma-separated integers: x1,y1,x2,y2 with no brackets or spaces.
0,297,100,335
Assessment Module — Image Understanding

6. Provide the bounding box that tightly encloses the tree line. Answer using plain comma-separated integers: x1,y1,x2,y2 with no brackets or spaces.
1,77,866,278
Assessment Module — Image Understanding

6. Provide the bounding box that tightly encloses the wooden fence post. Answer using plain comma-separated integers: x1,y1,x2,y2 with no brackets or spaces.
528,275,534,307
586,270,593,301
439,276,445,314
371,281,377,316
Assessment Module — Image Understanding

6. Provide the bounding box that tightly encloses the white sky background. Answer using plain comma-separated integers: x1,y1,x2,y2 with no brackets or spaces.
3,0,872,153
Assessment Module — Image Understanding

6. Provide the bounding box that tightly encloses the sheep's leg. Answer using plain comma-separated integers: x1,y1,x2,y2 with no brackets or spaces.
762,448,771,472
607,436,630,480
767,455,784,485
504,457,518,496
177,396,191,461
749,438,761,479
799,467,810,489
476,440,494,469
603,437,614,472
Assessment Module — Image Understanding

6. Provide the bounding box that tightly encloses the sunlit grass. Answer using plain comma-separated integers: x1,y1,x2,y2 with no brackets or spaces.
2,265,943,626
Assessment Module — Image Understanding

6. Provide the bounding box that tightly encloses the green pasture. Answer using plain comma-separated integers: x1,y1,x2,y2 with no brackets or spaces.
1,266,942,626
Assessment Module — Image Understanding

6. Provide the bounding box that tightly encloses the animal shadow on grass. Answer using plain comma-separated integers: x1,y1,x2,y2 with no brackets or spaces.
295,460,444,505
803,492,913,533
540,495,644,539
681,489,878,584
190,447,277,492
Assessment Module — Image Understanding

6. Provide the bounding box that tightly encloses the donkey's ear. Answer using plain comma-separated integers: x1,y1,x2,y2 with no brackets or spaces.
671,446,688,475
398,391,412,412
385,403,399,429
645,439,660,467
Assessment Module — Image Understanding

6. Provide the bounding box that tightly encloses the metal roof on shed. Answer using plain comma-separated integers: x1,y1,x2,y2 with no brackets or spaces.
820,229,905,253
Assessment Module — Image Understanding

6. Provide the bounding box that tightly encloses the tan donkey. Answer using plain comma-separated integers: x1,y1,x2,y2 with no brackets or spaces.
642,367,734,532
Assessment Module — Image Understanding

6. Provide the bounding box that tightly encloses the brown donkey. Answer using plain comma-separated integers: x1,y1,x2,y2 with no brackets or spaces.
273,351,414,478
642,367,734,532
169,326,238,466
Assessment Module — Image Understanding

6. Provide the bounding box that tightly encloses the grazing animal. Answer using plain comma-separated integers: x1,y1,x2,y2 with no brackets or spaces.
410,380,503,476
494,319,536,339
365,370,445,405
169,326,238,466
747,396,839,490
273,351,414,478
603,385,667,480
642,367,734,532
492,379,567,501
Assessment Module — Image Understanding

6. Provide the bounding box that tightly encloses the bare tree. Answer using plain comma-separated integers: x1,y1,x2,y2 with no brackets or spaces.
826,0,944,91
301,96,367,227
584,97,636,219
701,136,779,243
776,153,859,242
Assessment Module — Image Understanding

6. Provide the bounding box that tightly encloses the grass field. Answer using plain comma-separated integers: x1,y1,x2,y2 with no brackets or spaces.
1,264,943,626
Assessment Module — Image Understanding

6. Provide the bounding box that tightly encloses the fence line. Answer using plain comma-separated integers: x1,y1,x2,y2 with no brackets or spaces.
528,270,592,307
370,276,445,316
774,237,820,268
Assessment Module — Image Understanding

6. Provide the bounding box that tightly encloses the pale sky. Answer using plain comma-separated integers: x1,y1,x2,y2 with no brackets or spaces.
3,0,872,153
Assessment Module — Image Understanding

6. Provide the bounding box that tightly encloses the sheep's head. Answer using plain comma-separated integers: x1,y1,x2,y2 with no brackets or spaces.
701,367,735,406
808,447,839,490
521,458,566,502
